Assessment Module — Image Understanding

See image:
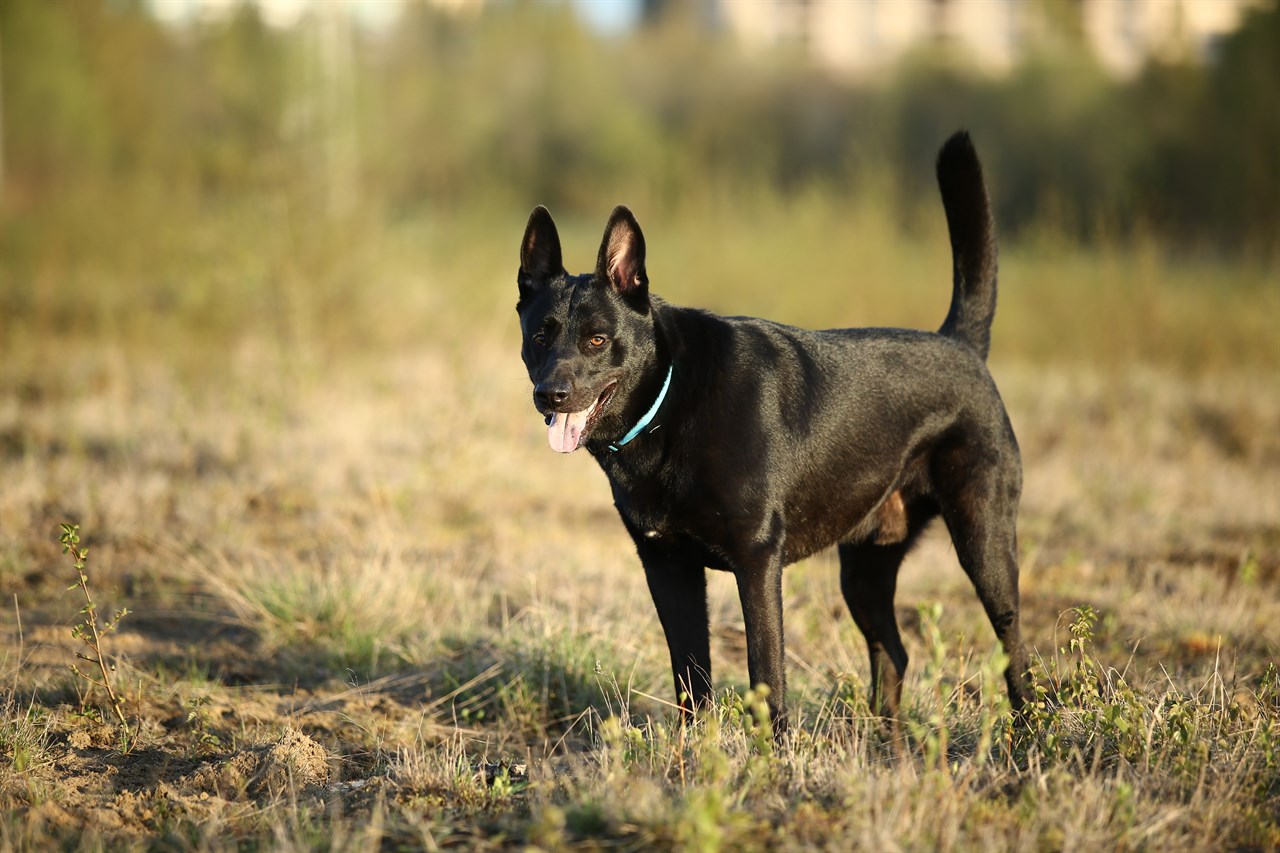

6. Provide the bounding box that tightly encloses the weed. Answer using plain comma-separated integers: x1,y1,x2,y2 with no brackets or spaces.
909,601,953,772
184,696,226,753
1022,606,1147,762
58,523,134,753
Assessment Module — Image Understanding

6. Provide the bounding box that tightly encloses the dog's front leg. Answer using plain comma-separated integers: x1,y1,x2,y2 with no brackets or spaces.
735,545,788,737
638,545,713,718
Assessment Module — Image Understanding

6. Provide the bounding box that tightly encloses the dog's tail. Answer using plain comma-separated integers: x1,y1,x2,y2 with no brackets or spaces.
936,131,998,361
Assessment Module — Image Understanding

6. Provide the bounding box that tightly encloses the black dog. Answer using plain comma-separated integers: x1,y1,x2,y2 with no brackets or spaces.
515,131,1031,733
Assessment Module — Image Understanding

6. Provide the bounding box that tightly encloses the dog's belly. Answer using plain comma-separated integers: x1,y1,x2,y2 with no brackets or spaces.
774,461,912,562
780,496,889,563
613,478,899,570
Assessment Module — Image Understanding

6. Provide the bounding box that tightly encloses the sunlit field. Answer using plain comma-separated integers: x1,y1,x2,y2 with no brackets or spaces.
3,0,1279,847
2,193,1277,847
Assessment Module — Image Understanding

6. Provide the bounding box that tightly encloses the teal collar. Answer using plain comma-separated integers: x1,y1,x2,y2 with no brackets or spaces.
608,364,673,453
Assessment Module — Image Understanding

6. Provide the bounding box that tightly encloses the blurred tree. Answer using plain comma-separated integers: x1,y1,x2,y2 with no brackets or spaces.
189,3,292,194
1184,0,1278,250
1126,1,1279,252
0,0,112,200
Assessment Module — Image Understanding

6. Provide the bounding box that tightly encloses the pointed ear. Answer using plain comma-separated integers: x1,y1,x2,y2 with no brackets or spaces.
519,206,564,289
595,205,648,297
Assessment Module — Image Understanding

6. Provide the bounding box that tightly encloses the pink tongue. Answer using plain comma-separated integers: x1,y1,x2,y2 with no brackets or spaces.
547,409,591,453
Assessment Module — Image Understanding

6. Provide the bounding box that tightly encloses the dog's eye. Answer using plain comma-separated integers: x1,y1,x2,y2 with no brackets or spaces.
588,335,608,348
532,332,548,348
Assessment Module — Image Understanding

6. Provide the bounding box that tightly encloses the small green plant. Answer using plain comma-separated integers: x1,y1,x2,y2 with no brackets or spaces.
1024,606,1152,763
909,601,952,772
184,696,226,753
59,523,134,752
736,685,774,758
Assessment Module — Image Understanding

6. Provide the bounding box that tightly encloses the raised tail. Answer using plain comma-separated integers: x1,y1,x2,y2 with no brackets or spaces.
936,131,998,361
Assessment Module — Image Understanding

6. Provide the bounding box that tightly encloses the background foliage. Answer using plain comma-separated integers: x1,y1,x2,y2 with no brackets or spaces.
3,0,1279,249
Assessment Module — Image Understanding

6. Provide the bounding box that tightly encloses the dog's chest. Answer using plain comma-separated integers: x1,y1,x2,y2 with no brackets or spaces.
608,474,677,537
605,469,749,569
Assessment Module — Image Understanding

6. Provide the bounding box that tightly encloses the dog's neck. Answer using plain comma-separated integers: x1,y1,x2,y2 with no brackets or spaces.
607,363,673,453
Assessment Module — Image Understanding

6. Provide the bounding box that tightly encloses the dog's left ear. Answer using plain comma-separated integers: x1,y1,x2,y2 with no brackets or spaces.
595,205,648,300
519,206,564,294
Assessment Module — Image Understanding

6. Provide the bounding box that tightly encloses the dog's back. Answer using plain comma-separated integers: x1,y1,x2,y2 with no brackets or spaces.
641,296,1015,566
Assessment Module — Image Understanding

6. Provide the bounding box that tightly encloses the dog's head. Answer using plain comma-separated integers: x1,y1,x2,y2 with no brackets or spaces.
516,205,657,453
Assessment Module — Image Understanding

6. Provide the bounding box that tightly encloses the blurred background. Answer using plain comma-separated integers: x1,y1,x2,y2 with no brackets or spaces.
1,0,1277,372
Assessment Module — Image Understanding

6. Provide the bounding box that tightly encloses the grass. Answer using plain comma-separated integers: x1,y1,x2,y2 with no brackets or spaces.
0,195,1277,847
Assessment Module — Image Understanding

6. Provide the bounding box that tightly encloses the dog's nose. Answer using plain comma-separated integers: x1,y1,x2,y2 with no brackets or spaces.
534,381,571,411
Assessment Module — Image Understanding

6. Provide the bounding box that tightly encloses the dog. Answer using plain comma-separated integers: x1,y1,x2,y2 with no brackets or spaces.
515,131,1032,734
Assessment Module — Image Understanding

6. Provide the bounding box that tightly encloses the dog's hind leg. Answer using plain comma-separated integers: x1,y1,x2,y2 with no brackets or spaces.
838,541,911,723
638,546,714,717
935,458,1034,714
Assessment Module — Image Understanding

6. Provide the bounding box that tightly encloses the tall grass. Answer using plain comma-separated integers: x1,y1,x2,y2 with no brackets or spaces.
4,187,1275,376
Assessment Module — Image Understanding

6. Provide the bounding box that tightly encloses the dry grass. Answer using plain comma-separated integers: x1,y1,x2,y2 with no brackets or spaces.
1,204,1277,848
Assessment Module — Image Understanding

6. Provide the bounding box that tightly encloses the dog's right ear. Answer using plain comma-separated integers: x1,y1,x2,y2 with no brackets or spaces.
518,206,564,294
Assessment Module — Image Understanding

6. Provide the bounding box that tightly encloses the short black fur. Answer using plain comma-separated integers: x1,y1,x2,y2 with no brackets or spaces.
516,131,1032,734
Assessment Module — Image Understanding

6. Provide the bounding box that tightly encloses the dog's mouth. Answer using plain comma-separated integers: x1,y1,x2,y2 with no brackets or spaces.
545,382,618,453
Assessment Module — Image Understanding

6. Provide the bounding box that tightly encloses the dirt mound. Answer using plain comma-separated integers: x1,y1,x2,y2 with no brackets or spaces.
20,721,341,838
183,727,333,799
